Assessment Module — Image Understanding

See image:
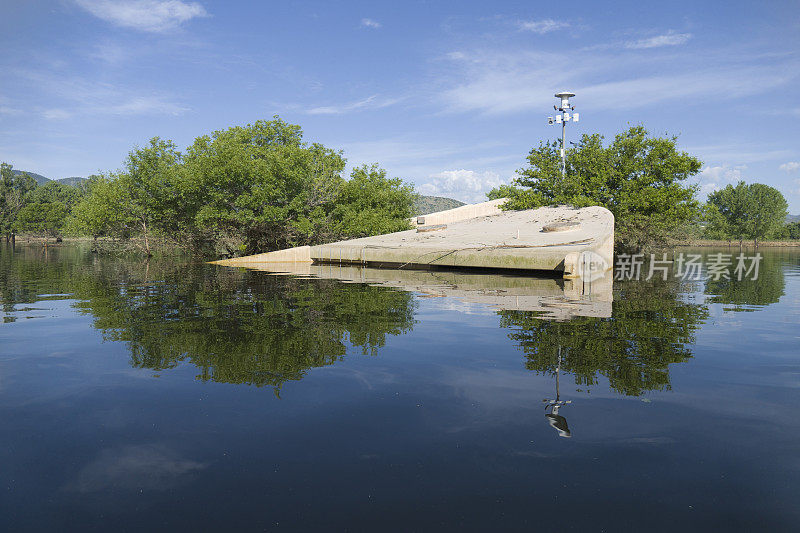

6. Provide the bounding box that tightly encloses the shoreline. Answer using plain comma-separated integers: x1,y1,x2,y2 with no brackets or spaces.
672,239,800,248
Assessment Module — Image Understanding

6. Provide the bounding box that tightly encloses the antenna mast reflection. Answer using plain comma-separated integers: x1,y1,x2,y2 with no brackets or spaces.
543,342,572,438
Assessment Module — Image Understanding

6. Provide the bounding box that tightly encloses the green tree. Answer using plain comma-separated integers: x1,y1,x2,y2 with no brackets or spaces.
707,181,788,246
745,183,788,245
330,164,415,239
490,126,702,251
783,221,800,240
117,137,184,255
69,138,183,254
15,202,68,237
27,180,84,209
701,202,733,241
64,117,417,256
706,181,749,244
0,163,37,241
69,175,136,239
486,184,519,201
14,181,86,238
181,117,347,254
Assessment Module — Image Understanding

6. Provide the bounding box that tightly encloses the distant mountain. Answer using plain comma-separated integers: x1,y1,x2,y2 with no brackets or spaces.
10,170,89,188
12,169,50,186
413,195,465,216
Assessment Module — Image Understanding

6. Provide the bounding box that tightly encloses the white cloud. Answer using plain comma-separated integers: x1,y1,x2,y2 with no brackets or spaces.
517,19,570,34
75,0,208,32
417,169,508,204
68,445,207,493
696,164,746,196
700,165,746,183
15,69,191,118
39,95,188,119
89,42,131,65
42,108,72,120
625,31,692,49
104,95,190,116
440,48,794,115
306,95,401,115
361,18,381,29
779,161,800,172
0,96,21,116
335,136,520,200
688,143,794,164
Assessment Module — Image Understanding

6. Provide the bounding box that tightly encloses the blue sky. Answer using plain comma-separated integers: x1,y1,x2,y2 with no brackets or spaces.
1,0,799,210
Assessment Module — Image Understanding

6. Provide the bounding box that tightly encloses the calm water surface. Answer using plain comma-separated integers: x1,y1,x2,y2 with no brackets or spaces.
1,244,799,531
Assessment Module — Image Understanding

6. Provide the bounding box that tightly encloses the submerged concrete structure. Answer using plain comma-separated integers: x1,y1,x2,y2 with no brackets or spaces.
212,201,614,279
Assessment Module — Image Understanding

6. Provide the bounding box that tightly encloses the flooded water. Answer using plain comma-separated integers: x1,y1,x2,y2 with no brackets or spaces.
1,243,799,531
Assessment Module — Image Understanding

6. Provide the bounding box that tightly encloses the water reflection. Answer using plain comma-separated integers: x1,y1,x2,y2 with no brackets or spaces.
499,277,709,396
3,244,800,529
0,244,416,393
703,250,786,310
249,262,613,319
4,244,791,401
543,345,572,438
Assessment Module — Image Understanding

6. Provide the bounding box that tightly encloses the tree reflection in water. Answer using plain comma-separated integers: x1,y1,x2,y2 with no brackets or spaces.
704,250,785,310
0,244,416,394
499,276,711,437
500,277,710,396
3,244,787,423
87,269,416,394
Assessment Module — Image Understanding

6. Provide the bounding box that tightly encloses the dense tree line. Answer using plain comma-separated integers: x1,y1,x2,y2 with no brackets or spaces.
69,117,416,256
5,121,799,254
2,117,416,257
1,162,86,241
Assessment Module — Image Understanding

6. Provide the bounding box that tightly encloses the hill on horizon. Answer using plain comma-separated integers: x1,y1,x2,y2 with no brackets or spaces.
11,170,89,187
412,195,466,216
11,169,50,186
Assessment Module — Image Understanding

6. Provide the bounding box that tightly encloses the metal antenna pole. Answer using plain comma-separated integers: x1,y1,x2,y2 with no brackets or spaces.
556,344,561,401
548,92,578,180
561,118,566,177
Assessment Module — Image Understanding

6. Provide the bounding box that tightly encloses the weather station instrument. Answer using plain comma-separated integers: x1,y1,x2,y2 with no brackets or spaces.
548,91,579,176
